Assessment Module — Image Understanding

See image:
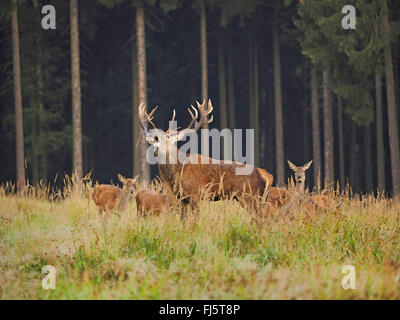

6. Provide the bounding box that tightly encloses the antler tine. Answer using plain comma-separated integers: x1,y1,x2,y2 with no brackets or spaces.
168,109,176,130
138,103,158,134
191,99,214,132
147,105,158,121
171,109,176,123
146,106,158,129
207,99,214,115
186,105,198,129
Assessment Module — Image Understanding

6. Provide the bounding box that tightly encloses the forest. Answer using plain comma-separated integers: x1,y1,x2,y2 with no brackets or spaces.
1,0,400,197
3,0,400,301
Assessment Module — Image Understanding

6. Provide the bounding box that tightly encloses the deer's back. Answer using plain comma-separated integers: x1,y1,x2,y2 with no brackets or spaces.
307,194,335,210
266,187,290,207
135,189,167,215
159,154,273,199
92,184,120,210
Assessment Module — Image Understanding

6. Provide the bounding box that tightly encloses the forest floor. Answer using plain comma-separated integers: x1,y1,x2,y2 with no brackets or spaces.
1,179,400,299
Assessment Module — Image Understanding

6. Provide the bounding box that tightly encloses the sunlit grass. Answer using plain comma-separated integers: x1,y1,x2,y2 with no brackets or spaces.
0,176,400,299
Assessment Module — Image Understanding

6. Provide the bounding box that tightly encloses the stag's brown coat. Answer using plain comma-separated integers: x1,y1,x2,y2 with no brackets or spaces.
158,154,273,211
138,101,274,214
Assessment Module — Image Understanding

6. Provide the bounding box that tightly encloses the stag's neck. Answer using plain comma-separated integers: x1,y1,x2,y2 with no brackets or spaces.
158,149,193,192
158,161,183,186
283,181,305,212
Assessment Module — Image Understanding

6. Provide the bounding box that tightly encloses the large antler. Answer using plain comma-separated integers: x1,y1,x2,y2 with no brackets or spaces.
186,105,199,130
187,99,213,132
167,109,177,133
173,99,213,138
167,105,198,134
138,103,158,135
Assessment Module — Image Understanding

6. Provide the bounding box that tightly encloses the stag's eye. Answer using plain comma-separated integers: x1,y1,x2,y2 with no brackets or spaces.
154,136,159,142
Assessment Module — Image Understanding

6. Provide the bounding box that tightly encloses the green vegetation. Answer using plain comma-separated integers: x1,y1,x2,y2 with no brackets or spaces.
1,180,399,299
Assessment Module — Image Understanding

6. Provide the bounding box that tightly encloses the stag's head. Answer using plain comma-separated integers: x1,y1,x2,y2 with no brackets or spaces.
138,100,213,162
287,160,313,186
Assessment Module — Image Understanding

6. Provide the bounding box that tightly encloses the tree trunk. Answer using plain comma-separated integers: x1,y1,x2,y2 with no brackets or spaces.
36,34,47,184
337,96,345,189
273,11,284,186
322,70,334,188
132,18,140,178
253,30,260,167
375,72,385,193
248,22,259,166
156,39,164,129
226,24,235,130
218,25,227,160
200,2,208,103
363,125,373,193
248,24,254,131
188,35,196,105
303,108,308,163
31,110,39,184
349,123,357,193
11,0,25,193
70,0,83,181
32,47,39,184
136,0,150,183
218,26,227,130
200,2,208,157
382,0,400,198
311,67,321,188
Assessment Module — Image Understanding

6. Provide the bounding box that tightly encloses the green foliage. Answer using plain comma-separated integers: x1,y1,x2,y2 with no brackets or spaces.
97,0,125,8
295,0,398,125
2,183,400,299
20,1,71,181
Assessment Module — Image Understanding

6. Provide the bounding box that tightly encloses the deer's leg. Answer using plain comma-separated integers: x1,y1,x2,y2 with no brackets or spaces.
189,195,200,214
98,208,106,219
114,210,121,218
137,204,143,217
237,194,256,212
237,194,263,222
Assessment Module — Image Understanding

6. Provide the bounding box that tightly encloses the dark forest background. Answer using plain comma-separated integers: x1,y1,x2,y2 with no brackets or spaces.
1,0,400,196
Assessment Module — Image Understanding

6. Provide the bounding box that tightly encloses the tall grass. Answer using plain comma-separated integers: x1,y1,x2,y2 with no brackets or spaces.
0,176,399,299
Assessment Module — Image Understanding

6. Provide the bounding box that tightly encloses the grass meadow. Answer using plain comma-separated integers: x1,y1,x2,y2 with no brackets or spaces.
1,177,400,300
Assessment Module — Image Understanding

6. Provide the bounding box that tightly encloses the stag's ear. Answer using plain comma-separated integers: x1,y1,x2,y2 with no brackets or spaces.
118,174,125,183
287,160,297,172
302,160,313,171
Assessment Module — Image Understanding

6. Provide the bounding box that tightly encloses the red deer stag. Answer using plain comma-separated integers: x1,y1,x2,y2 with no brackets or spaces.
138,100,274,215
92,174,136,217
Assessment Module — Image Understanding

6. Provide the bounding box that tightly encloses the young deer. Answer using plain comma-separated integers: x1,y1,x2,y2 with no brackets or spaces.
287,160,337,212
135,189,175,216
92,174,136,216
263,161,313,212
265,186,290,208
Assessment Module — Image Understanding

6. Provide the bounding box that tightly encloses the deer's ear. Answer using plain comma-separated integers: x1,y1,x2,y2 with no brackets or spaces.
302,160,313,171
118,174,125,183
287,160,297,172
